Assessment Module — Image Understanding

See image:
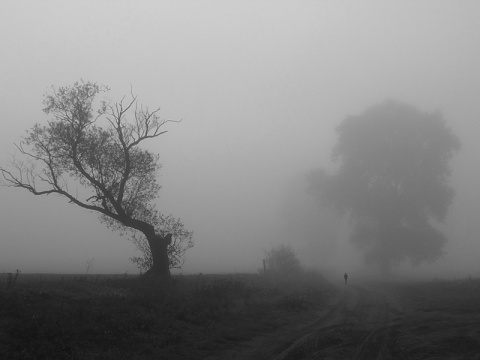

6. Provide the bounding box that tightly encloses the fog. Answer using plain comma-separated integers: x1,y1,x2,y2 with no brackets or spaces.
1,1,480,279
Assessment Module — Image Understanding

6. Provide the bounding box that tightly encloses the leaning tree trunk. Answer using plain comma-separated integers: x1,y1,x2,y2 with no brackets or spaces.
144,233,173,280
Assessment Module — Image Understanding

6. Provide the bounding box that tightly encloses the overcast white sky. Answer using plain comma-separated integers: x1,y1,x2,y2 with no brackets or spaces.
1,1,480,277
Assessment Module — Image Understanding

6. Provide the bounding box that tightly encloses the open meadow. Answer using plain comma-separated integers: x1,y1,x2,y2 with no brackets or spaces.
0,271,335,359
2,272,480,359
393,278,480,359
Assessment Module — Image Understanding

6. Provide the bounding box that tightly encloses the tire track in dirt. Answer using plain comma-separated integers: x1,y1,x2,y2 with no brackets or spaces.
271,283,411,360
271,287,358,360
351,286,410,360
353,298,391,359
211,281,411,360
208,289,353,360
270,286,363,360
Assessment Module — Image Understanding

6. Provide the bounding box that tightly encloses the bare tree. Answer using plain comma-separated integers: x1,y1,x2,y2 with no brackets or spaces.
0,80,192,280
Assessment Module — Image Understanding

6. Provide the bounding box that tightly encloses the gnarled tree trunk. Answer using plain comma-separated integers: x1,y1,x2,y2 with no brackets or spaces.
144,233,173,279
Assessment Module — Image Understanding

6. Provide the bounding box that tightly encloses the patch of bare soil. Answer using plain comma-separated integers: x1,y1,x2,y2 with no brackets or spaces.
212,279,480,360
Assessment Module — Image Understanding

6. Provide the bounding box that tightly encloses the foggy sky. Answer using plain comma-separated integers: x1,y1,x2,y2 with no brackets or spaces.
1,1,480,278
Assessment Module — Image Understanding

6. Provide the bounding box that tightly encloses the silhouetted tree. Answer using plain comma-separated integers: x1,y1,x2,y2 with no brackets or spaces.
130,213,193,273
308,100,460,273
0,80,193,280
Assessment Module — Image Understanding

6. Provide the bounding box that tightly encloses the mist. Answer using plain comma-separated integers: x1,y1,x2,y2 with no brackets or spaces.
1,1,480,279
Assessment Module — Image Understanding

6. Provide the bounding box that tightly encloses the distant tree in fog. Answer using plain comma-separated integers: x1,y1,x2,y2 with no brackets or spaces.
308,100,461,273
264,244,301,275
0,80,193,281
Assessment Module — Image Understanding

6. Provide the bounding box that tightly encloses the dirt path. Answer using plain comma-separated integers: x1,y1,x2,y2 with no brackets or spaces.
212,282,411,360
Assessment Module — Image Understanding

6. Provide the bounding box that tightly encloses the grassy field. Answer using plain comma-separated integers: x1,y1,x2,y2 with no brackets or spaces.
0,271,336,359
393,278,480,359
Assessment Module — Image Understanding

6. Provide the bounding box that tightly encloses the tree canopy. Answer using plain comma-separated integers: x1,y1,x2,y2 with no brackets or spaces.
308,100,461,272
0,80,192,278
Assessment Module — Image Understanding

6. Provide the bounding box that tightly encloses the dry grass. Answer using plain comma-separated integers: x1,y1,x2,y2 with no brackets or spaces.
394,277,480,359
0,271,335,359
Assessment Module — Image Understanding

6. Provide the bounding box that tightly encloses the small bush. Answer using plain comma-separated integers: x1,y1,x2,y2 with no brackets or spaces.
264,244,301,276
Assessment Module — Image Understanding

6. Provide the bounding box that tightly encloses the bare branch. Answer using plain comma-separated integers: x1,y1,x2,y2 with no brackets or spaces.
1,80,193,275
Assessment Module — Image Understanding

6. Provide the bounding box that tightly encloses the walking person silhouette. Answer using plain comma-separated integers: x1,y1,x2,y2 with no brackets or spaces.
344,272,348,285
